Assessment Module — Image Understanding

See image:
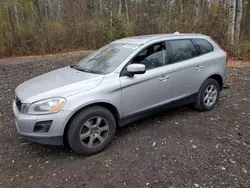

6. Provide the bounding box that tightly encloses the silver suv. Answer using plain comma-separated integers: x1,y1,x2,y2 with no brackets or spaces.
13,33,228,154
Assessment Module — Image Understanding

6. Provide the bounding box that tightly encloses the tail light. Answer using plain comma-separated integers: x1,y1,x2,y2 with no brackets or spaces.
210,37,229,62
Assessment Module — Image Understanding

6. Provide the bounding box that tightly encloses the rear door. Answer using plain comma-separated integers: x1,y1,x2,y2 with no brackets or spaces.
165,39,205,100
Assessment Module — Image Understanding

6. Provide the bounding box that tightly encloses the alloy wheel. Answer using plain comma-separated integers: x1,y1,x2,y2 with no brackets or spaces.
203,84,218,107
79,117,109,148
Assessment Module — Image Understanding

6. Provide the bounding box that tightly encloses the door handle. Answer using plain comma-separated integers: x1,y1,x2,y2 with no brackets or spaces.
195,65,203,70
160,75,170,81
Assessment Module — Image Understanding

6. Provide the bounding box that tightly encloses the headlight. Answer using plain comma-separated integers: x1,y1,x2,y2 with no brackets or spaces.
27,98,66,115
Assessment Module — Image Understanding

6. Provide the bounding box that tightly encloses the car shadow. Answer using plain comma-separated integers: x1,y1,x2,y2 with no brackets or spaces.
116,105,197,136
24,105,198,157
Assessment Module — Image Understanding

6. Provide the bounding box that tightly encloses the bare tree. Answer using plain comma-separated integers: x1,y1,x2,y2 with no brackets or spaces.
56,0,61,21
223,0,229,9
110,0,113,27
228,0,236,46
99,0,103,16
125,0,129,22
208,0,212,9
47,0,52,18
13,0,19,28
118,0,122,17
180,0,183,18
194,0,200,28
168,0,172,29
235,0,243,43
0,0,250,58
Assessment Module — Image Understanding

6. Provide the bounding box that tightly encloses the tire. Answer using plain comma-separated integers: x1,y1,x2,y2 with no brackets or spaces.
67,106,116,155
194,78,220,111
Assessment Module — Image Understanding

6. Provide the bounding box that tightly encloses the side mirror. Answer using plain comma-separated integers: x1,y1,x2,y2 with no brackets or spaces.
126,64,146,77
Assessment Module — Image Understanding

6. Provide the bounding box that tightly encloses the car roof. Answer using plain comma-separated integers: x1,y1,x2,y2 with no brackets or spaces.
112,33,207,45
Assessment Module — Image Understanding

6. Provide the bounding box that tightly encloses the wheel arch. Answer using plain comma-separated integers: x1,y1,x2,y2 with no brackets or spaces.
63,102,120,145
207,74,223,90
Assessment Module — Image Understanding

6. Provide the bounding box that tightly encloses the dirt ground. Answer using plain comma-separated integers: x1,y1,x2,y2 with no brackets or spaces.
0,53,249,188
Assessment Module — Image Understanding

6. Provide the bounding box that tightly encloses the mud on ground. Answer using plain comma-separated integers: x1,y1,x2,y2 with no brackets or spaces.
0,54,249,188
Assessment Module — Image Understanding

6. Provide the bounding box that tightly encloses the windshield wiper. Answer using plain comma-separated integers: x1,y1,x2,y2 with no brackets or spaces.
70,65,103,74
70,64,78,69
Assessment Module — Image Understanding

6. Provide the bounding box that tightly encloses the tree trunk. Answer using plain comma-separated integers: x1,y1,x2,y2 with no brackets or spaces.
180,0,183,19
13,0,19,28
235,0,243,43
99,0,103,16
208,0,212,9
194,0,200,27
47,0,52,18
125,0,129,23
223,0,228,9
118,0,122,17
228,0,236,46
110,0,113,27
44,1,48,20
168,0,172,29
56,0,61,21
34,0,42,25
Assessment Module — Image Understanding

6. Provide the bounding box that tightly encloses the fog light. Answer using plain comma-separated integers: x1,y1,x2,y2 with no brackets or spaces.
34,121,52,133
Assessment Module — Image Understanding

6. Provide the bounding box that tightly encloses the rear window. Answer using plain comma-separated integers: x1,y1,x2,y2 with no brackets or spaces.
168,39,199,63
192,39,214,54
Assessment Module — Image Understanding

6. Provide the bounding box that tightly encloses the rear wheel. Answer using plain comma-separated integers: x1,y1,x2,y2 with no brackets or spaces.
67,106,116,155
194,78,220,111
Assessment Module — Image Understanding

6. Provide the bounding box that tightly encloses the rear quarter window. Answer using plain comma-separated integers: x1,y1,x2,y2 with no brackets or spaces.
192,39,214,54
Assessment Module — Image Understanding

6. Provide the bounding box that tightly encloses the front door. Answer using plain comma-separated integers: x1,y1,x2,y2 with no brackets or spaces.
119,42,172,118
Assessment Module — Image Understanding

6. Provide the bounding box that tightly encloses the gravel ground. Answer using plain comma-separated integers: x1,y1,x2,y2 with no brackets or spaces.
0,54,249,188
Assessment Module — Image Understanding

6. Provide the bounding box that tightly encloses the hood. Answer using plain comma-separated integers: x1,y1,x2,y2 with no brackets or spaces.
15,66,104,103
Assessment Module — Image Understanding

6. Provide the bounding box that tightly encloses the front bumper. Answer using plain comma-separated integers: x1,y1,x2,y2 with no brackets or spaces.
21,135,63,145
12,101,71,146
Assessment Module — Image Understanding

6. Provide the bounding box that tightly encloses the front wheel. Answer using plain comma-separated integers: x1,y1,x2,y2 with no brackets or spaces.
67,106,116,155
194,78,220,111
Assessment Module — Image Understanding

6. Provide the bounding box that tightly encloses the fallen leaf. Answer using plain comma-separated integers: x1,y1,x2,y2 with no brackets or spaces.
135,147,140,151
152,142,156,147
146,182,150,186
229,159,236,164
242,168,248,173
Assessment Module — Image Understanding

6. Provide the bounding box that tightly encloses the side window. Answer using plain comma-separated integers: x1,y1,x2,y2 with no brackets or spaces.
138,49,147,57
132,43,169,70
168,39,199,63
193,39,214,54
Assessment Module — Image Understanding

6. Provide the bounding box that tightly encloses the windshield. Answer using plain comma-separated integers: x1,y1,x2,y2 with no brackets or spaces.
72,43,139,74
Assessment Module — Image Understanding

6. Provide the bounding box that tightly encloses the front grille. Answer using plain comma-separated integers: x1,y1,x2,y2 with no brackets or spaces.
15,97,22,112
